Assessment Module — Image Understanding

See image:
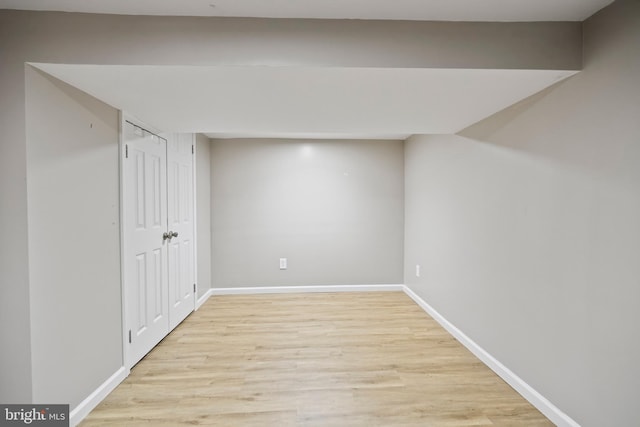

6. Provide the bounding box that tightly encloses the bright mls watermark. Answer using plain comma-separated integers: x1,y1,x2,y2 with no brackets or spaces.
0,405,68,426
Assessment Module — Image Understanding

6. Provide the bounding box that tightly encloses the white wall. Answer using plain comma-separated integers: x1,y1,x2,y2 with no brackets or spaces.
210,138,404,287
25,67,122,407
196,134,212,299
404,1,640,425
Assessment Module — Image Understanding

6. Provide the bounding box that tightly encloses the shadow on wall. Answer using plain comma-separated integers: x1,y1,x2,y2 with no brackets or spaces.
460,72,639,194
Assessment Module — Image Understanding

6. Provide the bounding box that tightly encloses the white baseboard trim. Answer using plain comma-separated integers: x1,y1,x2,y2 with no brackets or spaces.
211,284,404,295
69,366,128,426
196,288,214,310
402,285,580,427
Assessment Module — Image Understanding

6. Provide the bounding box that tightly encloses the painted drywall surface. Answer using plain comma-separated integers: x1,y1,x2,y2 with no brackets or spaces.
404,1,640,425
196,134,212,298
0,11,33,400
210,138,404,287
0,61,33,403
0,11,581,70
25,68,122,407
0,6,579,408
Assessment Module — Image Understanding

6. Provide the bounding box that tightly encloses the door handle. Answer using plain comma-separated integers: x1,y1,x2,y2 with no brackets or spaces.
163,231,179,241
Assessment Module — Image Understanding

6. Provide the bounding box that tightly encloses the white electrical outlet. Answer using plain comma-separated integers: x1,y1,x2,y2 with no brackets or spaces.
416,264,421,277
279,258,287,270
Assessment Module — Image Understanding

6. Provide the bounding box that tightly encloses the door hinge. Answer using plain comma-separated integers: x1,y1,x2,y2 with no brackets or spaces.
193,283,196,293
125,144,128,158
128,329,132,344
191,145,194,154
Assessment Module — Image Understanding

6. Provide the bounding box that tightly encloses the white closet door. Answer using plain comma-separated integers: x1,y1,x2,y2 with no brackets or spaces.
123,121,170,367
166,133,195,331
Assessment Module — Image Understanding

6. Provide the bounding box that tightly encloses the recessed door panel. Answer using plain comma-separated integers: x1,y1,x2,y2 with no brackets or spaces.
135,253,147,332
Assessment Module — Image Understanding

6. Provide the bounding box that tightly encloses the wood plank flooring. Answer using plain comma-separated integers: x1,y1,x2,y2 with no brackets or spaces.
81,292,553,426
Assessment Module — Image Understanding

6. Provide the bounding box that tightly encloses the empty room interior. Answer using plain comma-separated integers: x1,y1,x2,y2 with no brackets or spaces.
0,0,639,426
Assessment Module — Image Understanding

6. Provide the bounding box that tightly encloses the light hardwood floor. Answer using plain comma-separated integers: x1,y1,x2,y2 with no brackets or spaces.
81,292,553,426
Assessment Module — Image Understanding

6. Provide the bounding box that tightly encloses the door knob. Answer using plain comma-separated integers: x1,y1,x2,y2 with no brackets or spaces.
162,232,171,241
171,231,179,238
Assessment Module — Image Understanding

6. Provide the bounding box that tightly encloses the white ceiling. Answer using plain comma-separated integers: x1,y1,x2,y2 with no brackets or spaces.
32,64,576,140
2,0,613,22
